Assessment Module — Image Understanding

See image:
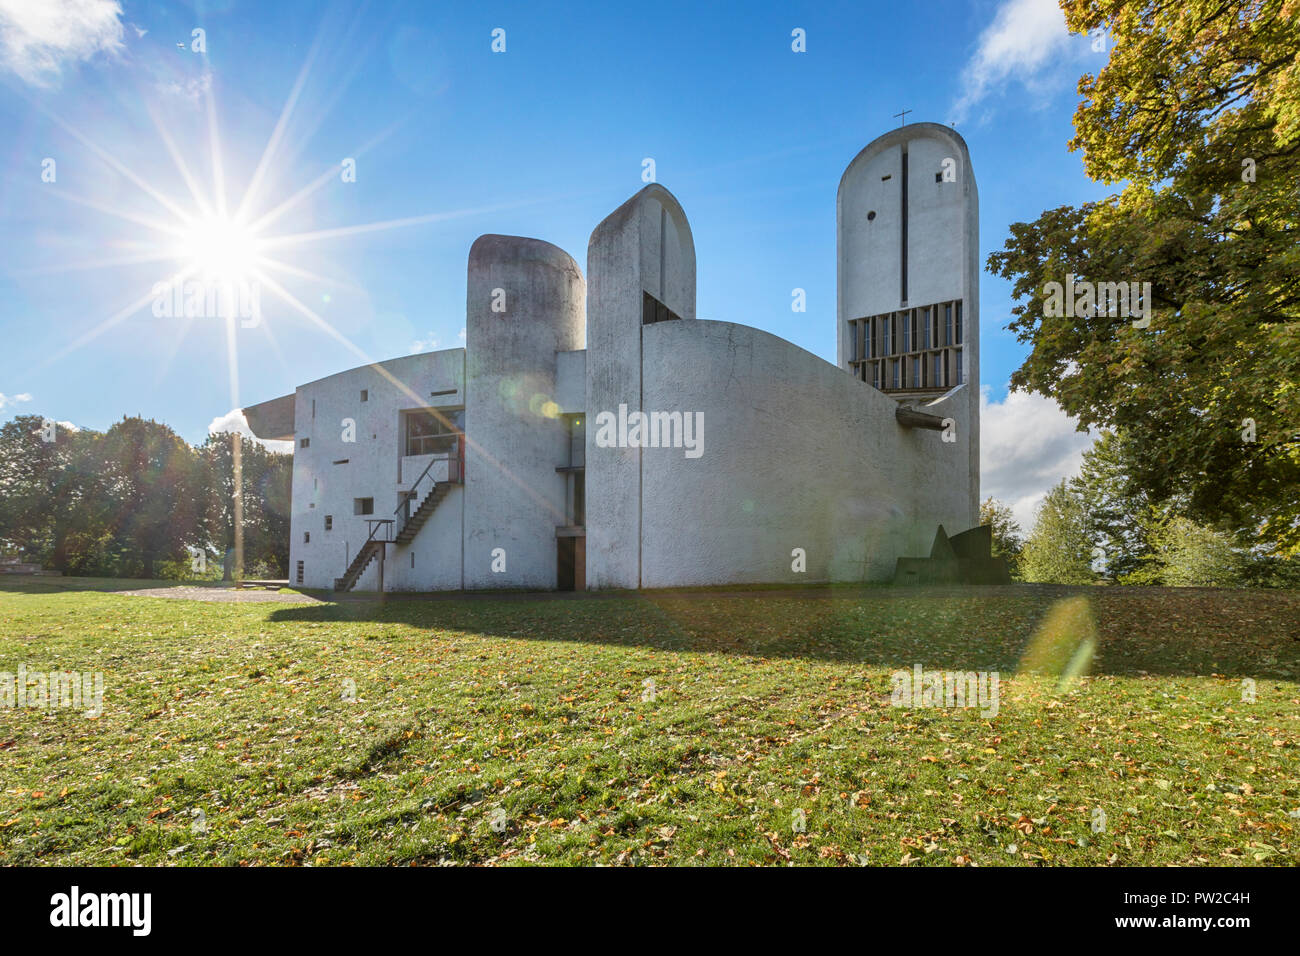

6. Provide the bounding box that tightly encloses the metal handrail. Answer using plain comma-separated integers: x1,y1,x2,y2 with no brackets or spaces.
394,445,464,536
363,518,394,544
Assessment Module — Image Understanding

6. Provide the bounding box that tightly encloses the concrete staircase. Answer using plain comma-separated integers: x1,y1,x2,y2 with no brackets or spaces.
334,539,384,592
394,482,455,546
332,471,460,593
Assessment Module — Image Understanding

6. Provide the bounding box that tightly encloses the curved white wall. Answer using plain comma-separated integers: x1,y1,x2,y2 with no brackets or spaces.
463,234,586,589
639,319,974,586
585,184,697,589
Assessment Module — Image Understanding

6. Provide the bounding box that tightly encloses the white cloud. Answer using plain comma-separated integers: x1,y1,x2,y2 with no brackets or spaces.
157,70,212,102
980,385,1096,532
951,0,1088,123
208,408,293,454
411,334,439,353
0,392,33,410
458,328,467,342
0,0,125,86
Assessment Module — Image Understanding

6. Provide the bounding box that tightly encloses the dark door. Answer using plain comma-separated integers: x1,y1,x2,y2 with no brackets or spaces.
557,538,575,591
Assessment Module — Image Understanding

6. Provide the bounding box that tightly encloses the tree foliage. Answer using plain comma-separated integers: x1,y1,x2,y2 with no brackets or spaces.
1021,480,1097,585
989,1,1300,555
0,414,290,578
979,496,1024,575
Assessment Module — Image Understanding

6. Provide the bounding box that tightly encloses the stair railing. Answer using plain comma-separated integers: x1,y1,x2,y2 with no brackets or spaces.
394,445,465,539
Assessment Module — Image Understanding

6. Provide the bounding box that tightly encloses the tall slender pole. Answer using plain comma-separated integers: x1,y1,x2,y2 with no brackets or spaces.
232,433,244,582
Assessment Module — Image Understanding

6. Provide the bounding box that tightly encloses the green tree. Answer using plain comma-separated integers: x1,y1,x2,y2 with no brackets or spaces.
99,417,202,577
989,1,1300,556
1070,430,1162,581
0,416,115,573
1142,516,1247,587
199,432,292,578
1021,480,1097,585
979,496,1024,575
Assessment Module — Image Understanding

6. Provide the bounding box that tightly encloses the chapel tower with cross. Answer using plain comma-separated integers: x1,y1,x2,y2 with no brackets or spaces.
836,121,980,522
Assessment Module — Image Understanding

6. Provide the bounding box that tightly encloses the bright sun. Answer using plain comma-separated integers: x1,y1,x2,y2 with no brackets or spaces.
179,214,261,282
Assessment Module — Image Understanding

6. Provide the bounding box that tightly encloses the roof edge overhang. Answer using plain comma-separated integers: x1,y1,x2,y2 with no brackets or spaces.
242,393,295,441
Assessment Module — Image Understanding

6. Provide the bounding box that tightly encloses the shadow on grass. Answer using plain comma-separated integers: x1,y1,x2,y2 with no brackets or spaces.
263,582,1300,682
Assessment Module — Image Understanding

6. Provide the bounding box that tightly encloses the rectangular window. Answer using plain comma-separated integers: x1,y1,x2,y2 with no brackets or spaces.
955,301,963,345
296,561,304,586
354,497,374,516
300,438,309,448
913,356,922,388
304,531,310,544
933,353,943,388
566,414,586,468
360,389,368,402
902,311,911,352
921,307,931,349
891,359,900,389
945,304,953,346
311,399,315,420
324,515,332,531
404,407,464,457
848,322,858,361
955,355,964,385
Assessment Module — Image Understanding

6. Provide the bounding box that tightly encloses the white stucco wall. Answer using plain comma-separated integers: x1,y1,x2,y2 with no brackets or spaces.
585,184,696,589
837,123,980,520
462,235,586,589
638,319,973,586
270,125,980,594
287,349,465,591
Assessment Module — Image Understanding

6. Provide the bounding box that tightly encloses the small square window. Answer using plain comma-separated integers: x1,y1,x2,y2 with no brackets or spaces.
354,498,374,516
324,515,333,531
935,172,943,183
300,437,310,448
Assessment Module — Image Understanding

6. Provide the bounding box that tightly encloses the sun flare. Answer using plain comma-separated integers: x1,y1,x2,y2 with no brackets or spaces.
178,214,262,283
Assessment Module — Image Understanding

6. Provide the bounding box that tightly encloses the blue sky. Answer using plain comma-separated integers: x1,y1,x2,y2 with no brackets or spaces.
0,0,1113,527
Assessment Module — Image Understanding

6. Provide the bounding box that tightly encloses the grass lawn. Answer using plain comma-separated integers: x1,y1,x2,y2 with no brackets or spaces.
1,577,1297,866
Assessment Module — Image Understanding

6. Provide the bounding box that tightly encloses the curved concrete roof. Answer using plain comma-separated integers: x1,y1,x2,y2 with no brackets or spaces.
587,183,696,260
468,233,583,279
837,122,975,200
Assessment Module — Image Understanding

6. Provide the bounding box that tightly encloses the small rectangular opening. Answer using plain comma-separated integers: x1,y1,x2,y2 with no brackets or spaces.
354,497,374,516
360,389,368,402
295,561,304,586
324,515,333,531
300,438,309,448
